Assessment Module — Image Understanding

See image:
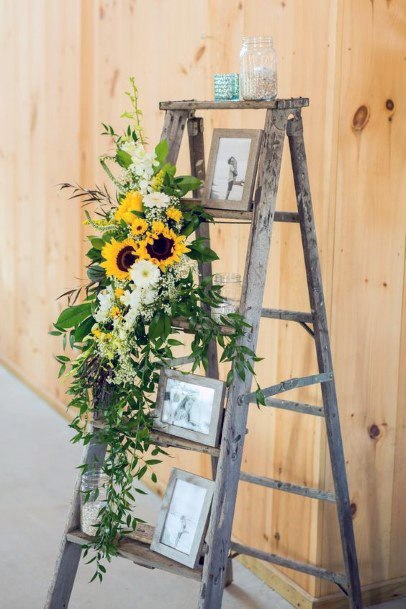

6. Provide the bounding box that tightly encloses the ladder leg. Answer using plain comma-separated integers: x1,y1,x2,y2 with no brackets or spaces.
197,108,290,609
287,114,363,609
188,116,221,480
160,109,191,165
44,431,107,609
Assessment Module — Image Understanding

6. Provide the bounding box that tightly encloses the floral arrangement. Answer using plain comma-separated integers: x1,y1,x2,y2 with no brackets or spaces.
52,80,262,581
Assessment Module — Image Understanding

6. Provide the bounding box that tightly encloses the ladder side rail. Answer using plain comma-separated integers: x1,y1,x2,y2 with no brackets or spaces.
160,109,192,165
287,114,363,609
187,116,221,483
44,430,107,609
198,108,290,609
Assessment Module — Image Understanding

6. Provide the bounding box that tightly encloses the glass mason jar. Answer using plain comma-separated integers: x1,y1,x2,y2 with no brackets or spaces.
211,273,242,323
239,36,277,101
80,469,109,536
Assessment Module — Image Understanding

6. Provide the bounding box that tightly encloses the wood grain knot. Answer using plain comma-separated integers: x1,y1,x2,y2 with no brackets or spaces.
352,105,370,131
350,502,357,518
385,99,394,111
368,423,380,439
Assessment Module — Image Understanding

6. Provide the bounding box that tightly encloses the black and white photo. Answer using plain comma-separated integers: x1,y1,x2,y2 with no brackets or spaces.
150,469,215,568
203,128,262,211
153,369,225,447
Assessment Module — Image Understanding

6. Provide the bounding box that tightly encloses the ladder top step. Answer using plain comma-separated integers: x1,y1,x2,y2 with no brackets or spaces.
160,98,309,111
67,525,203,581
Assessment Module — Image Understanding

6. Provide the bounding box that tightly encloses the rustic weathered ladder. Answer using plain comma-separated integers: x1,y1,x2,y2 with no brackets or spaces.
45,98,363,609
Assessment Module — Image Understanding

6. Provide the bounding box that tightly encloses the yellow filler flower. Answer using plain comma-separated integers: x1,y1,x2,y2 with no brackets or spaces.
136,227,189,271
166,207,182,223
114,191,143,224
131,217,148,236
101,238,138,280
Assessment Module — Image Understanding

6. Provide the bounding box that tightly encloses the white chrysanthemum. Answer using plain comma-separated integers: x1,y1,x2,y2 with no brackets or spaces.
143,191,171,209
130,260,160,288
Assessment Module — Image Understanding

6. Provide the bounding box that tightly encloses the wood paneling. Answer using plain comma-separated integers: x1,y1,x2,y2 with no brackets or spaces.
0,0,404,604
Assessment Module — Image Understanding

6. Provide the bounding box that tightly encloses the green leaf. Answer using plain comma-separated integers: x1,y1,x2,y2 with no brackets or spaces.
116,148,132,169
90,237,105,250
55,302,93,329
87,265,106,283
187,241,219,262
174,175,202,196
74,316,95,342
154,139,168,166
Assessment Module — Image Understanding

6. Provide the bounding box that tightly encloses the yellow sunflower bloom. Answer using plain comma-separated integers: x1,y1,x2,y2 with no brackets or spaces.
131,217,148,236
136,227,190,271
114,288,125,298
101,238,138,280
166,207,182,223
114,191,143,224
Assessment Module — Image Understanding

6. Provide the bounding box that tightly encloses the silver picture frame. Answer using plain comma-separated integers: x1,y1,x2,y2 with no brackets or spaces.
150,468,215,568
153,369,226,448
203,128,263,211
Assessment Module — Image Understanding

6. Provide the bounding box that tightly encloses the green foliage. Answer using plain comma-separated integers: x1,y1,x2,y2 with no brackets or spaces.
53,79,263,584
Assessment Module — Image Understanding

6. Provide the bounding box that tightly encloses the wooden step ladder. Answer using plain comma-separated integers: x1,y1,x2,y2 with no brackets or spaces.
45,98,363,609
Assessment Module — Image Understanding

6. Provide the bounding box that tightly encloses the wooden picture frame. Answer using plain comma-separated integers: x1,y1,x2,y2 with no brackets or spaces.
150,468,215,568
203,128,263,211
153,369,226,448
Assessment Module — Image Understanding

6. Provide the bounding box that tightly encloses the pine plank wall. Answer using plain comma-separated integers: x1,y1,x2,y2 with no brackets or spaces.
0,1,404,607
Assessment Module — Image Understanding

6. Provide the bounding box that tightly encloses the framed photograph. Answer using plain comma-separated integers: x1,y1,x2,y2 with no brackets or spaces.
153,369,226,447
203,128,263,211
150,468,215,568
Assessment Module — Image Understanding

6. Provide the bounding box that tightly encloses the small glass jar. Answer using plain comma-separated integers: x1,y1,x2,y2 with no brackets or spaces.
80,469,109,536
211,273,242,323
240,36,277,101
213,73,240,102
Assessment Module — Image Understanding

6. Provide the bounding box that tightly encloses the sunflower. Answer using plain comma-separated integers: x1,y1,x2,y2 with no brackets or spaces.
101,238,138,280
131,217,148,236
136,227,190,271
114,191,143,224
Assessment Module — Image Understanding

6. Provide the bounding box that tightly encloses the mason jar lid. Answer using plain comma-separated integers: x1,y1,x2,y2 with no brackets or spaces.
242,36,273,46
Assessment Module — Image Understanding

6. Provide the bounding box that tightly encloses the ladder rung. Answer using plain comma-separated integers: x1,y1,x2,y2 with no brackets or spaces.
239,472,336,502
242,372,333,404
180,199,299,223
230,541,347,588
263,398,324,417
162,355,195,367
171,317,234,336
261,308,313,323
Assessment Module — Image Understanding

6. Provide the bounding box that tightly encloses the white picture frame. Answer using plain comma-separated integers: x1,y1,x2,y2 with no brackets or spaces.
150,468,215,568
153,369,226,448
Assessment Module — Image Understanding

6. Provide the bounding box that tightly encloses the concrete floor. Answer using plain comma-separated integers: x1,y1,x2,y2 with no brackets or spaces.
0,365,405,609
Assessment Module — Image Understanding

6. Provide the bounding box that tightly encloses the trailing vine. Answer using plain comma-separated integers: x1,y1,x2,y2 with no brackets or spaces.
52,80,263,581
